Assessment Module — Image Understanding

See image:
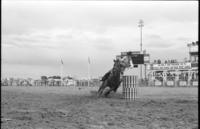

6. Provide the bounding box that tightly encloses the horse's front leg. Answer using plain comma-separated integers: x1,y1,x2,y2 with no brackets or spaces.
97,81,107,97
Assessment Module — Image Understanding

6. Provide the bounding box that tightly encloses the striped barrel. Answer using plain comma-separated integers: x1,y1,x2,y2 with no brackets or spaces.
122,76,137,100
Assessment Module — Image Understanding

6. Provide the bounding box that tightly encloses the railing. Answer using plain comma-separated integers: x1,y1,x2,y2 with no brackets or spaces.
141,79,198,87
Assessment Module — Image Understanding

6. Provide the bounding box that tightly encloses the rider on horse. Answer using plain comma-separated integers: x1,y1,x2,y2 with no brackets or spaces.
98,55,132,97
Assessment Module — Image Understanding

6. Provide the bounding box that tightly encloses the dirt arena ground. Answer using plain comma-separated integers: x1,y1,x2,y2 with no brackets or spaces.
1,86,198,129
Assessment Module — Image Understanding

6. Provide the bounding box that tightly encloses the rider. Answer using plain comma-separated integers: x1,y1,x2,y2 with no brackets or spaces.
100,56,132,93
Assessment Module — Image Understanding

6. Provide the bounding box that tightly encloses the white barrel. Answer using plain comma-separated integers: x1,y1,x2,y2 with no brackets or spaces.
122,76,137,100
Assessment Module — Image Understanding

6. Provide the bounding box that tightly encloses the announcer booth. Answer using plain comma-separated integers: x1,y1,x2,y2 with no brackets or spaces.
147,62,198,87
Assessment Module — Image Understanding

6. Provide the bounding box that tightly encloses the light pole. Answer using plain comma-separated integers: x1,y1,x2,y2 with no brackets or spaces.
88,63,90,87
60,59,64,86
138,19,144,80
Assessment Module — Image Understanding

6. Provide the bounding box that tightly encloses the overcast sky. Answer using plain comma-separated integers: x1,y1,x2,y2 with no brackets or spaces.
1,1,198,79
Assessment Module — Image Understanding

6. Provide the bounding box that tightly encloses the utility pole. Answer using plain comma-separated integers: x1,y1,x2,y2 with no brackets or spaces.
138,19,144,80
61,65,63,86
143,50,147,80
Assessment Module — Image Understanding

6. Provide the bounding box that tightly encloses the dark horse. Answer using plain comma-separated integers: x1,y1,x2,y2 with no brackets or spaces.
97,57,131,97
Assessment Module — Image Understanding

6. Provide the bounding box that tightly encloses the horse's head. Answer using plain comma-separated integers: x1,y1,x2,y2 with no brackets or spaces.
113,57,131,74
113,59,121,69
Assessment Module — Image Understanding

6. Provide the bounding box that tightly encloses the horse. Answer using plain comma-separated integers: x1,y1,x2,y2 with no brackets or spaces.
97,56,131,97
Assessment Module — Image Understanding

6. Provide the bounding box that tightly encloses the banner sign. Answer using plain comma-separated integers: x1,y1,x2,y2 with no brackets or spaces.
155,81,162,86
167,81,174,86
150,63,191,70
192,81,198,86
179,81,187,86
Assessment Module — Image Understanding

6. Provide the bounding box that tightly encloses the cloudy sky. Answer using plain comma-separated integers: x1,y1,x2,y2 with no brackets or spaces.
2,0,198,79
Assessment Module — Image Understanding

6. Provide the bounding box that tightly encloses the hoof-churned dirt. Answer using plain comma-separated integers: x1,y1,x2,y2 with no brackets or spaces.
1,86,198,129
